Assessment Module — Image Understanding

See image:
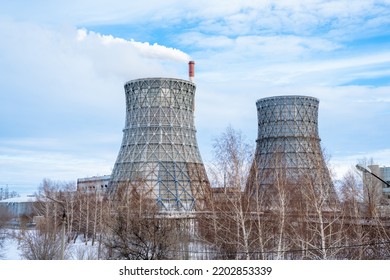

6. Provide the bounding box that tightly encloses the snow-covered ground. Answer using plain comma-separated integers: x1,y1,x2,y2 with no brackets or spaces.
1,230,22,260
1,229,100,260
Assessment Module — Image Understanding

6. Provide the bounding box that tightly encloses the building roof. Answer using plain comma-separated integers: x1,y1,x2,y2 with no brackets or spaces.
0,195,37,203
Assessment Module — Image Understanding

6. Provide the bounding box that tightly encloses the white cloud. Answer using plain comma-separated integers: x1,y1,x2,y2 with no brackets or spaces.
0,144,114,194
4,1,390,36
180,32,341,55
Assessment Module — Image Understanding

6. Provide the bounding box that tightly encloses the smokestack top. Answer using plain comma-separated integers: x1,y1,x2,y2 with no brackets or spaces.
189,61,195,82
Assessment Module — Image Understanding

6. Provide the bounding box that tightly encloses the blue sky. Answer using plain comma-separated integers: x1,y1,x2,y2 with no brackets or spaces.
1,0,390,195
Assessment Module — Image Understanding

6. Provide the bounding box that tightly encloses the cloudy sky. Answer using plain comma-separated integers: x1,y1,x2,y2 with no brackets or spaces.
1,0,389,195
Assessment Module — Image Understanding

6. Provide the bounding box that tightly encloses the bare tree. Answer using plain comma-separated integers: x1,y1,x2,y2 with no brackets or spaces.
0,189,16,258
0,205,12,258
18,229,68,260
197,126,260,259
103,181,183,260
17,179,75,259
291,174,343,259
21,178,112,259
338,169,369,259
339,165,390,259
0,186,19,201
357,158,387,217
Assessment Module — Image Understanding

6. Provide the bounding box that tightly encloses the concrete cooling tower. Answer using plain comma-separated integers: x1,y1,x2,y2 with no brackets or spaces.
109,63,209,211
247,95,336,203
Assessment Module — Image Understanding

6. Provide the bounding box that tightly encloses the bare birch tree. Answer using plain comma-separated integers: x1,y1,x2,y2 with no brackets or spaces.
341,162,390,259
197,126,260,259
18,179,75,259
18,229,67,260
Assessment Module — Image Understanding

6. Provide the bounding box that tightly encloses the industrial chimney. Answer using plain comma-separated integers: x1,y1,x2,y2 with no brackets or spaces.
109,76,210,211
189,61,195,82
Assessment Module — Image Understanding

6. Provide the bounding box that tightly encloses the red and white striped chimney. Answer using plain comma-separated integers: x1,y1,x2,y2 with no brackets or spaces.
188,61,195,82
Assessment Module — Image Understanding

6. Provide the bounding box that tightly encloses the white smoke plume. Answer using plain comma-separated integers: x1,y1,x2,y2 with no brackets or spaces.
77,29,190,62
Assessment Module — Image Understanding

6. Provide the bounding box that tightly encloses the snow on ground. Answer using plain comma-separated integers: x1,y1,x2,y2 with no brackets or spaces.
1,230,22,260
1,229,100,260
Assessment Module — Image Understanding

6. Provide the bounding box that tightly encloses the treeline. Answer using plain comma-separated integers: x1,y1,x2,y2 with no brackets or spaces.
196,127,390,260
0,186,19,201
12,127,390,260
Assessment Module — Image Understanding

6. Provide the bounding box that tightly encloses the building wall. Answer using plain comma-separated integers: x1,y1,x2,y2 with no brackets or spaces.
77,175,110,193
366,165,390,201
381,166,390,186
0,195,36,217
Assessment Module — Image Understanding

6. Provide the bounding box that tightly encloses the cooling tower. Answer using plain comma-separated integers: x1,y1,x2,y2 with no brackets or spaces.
109,76,210,211
247,95,336,202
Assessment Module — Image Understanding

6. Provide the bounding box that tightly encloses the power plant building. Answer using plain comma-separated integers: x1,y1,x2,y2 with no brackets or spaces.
77,175,110,192
109,63,210,211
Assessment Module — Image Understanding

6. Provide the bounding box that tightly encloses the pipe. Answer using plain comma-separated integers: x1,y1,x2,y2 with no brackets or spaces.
189,61,195,82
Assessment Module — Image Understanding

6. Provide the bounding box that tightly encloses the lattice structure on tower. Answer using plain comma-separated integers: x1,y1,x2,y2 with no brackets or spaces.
247,95,337,204
109,77,210,211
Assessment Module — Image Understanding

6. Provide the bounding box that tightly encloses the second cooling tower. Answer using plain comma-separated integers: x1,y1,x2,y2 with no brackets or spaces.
110,77,209,211
247,95,336,202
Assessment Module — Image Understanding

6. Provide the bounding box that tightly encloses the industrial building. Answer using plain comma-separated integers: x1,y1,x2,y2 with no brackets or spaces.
371,165,390,194
76,175,110,193
359,165,390,212
0,195,37,226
